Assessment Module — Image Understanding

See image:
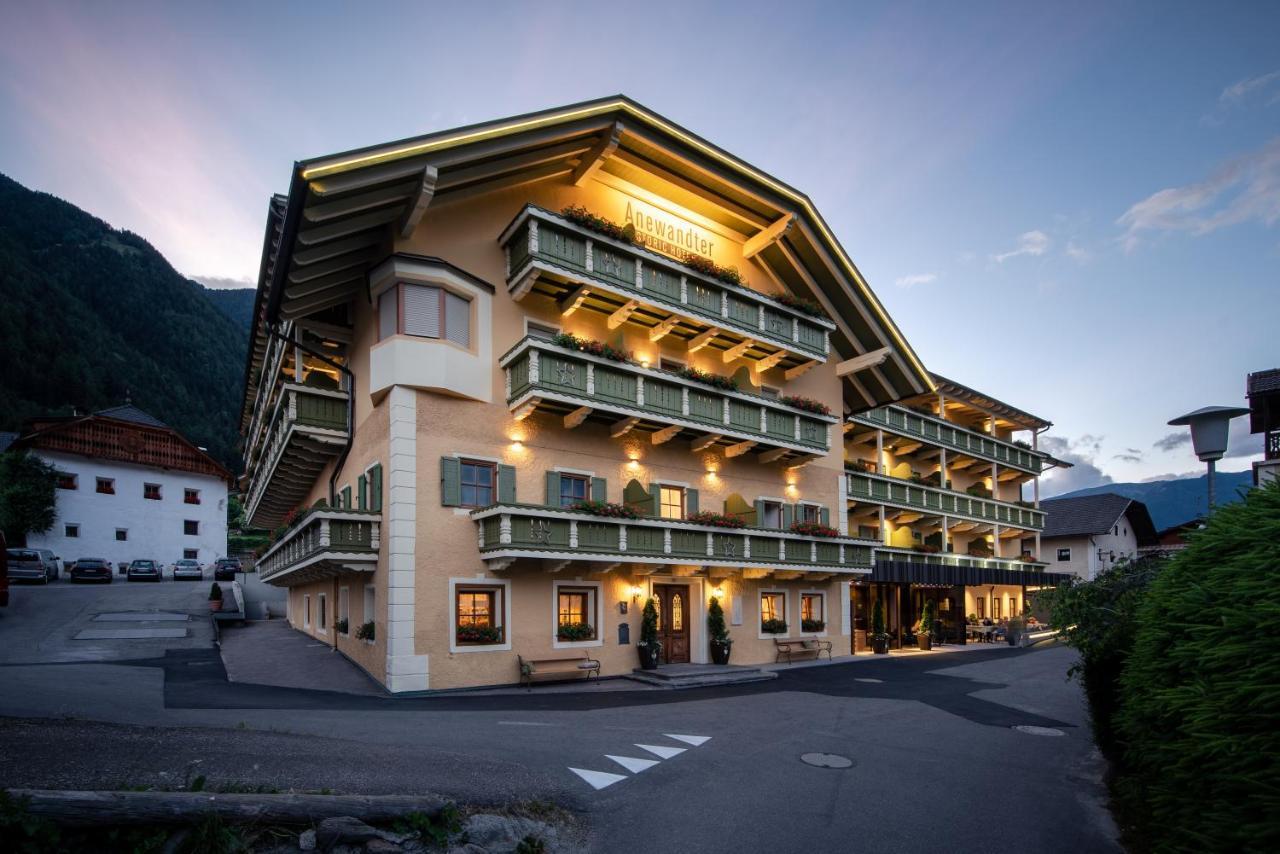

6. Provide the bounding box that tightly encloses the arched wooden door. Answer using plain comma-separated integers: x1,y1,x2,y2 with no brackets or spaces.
654,584,691,664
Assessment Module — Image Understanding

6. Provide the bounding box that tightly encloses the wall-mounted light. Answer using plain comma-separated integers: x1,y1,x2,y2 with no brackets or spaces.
711,585,725,600
630,585,644,601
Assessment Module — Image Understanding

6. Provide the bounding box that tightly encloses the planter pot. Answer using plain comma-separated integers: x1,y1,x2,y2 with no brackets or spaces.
710,640,732,665
209,600,222,612
638,643,660,670
872,636,890,655
1006,631,1021,647
917,634,932,651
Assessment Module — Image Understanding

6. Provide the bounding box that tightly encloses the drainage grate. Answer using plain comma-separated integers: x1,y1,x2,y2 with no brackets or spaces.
1012,725,1065,737
801,752,854,769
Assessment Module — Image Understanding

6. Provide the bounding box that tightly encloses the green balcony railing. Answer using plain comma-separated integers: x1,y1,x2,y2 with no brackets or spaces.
850,405,1044,474
873,545,1047,571
500,205,832,368
502,337,835,462
472,503,874,573
845,469,1045,530
257,509,380,585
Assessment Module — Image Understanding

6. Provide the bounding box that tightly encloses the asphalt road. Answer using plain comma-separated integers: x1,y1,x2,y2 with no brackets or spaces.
0,579,1119,853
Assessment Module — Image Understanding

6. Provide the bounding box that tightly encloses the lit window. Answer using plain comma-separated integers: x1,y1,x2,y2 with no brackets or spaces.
659,358,686,373
659,486,685,519
57,473,77,490
559,474,589,508
115,529,128,542
183,520,199,536
96,477,115,495
144,483,162,500
801,593,823,624
761,592,785,624
460,459,496,508
557,587,596,641
65,524,79,538
184,489,201,505
456,586,504,645
976,597,986,619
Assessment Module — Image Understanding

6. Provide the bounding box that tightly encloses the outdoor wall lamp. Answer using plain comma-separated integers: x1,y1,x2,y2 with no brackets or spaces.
711,586,725,599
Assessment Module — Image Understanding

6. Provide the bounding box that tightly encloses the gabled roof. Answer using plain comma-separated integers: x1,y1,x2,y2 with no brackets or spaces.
1040,493,1158,545
242,95,936,429
93,404,168,429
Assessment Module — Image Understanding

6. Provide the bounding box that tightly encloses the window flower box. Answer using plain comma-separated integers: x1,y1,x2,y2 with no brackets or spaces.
551,332,632,364
556,621,596,642
790,520,839,538
778,394,832,416
801,618,826,633
761,619,788,635
686,511,747,529
773,293,826,318
681,252,742,286
456,625,503,645
674,365,738,391
569,500,639,519
561,205,636,244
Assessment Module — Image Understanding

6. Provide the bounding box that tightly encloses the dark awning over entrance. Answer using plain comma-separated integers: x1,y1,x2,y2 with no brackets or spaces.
870,559,1071,588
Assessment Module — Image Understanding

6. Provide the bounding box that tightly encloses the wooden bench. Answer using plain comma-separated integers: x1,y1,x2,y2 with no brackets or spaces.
773,637,833,664
518,652,601,690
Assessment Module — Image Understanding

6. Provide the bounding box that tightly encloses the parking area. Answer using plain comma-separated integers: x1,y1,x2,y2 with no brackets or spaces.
0,572,223,664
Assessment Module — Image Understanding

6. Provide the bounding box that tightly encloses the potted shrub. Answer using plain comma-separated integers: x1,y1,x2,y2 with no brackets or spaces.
208,582,223,612
917,600,936,651
707,597,732,665
638,597,661,669
871,600,889,654
761,618,788,635
1006,616,1025,647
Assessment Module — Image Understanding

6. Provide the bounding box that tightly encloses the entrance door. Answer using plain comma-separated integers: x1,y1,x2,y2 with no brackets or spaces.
654,584,691,664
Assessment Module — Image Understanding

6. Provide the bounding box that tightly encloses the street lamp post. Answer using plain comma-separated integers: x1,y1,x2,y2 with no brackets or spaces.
1167,406,1251,510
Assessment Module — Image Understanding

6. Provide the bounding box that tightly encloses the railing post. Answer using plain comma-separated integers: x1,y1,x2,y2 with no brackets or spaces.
585,239,593,273
681,387,690,416
319,519,331,548
528,219,539,254
720,291,729,319
569,520,579,549
635,259,643,289
586,363,595,396
499,514,512,545
722,398,731,426
706,532,714,557
529,350,540,383
680,276,688,304
637,376,645,407
619,524,628,552
779,539,786,562
663,529,672,555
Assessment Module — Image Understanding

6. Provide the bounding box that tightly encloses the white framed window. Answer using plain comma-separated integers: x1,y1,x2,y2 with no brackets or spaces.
317,593,328,634
183,548,198,560
800,591,828,636
558,473,590,507
1057,548,1071,562
303,594,312,629
143,483,162,501
96,477,115,495
797,502,821,523
552,580,603,649
659,485,685,519
378,283,472,347
449,577,512,652
56,472,78,490
759,589,789,638
184,520,199,536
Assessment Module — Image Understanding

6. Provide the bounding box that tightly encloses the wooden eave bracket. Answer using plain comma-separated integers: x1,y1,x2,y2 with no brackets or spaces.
571,123,624,187
398,165,439,238
836,347,891,378
742,213,794,260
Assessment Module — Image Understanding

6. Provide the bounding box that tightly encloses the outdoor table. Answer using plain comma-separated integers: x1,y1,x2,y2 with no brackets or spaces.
967,625,998,642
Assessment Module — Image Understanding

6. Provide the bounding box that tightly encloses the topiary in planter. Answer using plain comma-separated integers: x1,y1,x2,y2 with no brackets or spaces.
871,599,889,654
918,600,936,650
708,596,732,664
638,597,661,669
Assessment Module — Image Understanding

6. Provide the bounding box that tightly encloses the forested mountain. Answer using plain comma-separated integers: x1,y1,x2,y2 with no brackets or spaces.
1052,469,1254,530
202,285,257,331
0,173,251,471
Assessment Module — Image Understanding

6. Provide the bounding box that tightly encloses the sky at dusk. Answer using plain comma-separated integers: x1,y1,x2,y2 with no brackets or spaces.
1,1,1275,494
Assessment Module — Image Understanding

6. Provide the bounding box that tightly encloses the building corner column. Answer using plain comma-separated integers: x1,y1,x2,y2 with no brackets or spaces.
385,385,429,692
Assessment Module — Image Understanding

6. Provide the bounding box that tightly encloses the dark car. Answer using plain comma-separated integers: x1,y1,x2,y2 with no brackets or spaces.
1,532,9,606
213,558,241,581
70,558,113,583
6,548,53,584
127,559,162,582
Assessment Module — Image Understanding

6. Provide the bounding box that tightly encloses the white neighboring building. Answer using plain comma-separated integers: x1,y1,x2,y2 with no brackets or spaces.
1039,493,1158,580
16,405,230,568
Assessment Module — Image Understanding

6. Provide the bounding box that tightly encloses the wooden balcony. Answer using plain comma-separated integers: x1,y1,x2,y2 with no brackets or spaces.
243,384,349,529
845,469,1045,530
848,405,1045,475
874,545,1046,571
471,503,874,578
257,509,380,586
499,206,833,374
502,337,836,464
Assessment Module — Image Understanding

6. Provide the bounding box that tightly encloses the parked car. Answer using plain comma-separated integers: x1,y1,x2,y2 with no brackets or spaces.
213,558,241,581
6,548,54,584
34,549,62,579
70,558,113,583
127,559,162,582
172,559,203,581
1,532,8,606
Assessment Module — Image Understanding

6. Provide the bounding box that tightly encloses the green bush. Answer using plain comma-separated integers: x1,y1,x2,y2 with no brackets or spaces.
640,597,659,648
707,596,730,644
919,599,937,639
1112,479,1280,852
871,599,886,638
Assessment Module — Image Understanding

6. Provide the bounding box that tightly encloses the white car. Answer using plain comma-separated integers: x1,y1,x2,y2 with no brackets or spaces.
172,559,203,581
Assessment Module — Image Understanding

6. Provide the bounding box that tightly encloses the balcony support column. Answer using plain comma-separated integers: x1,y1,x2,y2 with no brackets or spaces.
499,515,512,545
876,429,884,474
993,524,1002,558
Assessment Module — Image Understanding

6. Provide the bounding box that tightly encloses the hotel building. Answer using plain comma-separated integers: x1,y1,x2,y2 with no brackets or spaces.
240,97,1070,691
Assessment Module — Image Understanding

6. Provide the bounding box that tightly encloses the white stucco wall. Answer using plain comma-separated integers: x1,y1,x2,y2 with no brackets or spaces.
1044,519,1140,581
26,451,229,568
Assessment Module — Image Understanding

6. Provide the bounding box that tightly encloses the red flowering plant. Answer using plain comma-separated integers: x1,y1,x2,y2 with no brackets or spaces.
570,500,639,519
682,252,743,286
686,511,747,529
560,205,637,244
773,293,826,318
779,394,832,416
550,332,633,364
675,365,739,391
790,520,840,538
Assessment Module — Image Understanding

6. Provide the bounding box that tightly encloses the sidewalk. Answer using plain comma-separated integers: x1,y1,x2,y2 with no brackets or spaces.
217,619,385,696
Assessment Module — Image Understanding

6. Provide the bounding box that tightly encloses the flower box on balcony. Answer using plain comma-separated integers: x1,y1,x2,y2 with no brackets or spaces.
790,520,839,538
778,394,832,416
569,500,638,519
551,332,632,364
686,511,746,529
675,365,738,391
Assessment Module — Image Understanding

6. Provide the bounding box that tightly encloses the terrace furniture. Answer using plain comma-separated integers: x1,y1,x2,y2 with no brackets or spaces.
517,652,600,690
773,637,833,663
967,624,999,642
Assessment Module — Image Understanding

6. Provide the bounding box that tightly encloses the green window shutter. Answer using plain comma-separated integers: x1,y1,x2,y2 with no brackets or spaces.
648,483,662,516
369,464,383,512
341,486,352,509
623,479,652,515
545,471,560,506
782,503,795,529
819,506,830,527
754,499,767,527
685,488,699,516
440,456,461,506
497,464,516,504
591,477,607,502
357,475,367,511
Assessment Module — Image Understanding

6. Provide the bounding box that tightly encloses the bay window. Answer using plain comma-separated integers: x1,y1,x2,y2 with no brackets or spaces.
378,283,471,347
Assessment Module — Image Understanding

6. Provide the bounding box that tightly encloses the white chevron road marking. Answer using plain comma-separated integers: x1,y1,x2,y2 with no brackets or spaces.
664,734,712,746
635,743,686,759
606,754,660,773
568,767,628,790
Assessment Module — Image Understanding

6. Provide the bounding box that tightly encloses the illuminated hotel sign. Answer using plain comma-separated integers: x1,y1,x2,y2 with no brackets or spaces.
622,198,716,261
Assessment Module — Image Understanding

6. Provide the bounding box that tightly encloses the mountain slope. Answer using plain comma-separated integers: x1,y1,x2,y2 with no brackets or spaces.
201,285,257,332
1052,469,1254,530
0,173,249,471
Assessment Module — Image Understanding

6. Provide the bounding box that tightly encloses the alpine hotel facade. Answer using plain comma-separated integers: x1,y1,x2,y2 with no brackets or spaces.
242,98,1070,692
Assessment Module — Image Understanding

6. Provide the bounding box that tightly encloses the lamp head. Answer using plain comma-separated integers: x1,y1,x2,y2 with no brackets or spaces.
1167,406,1250,462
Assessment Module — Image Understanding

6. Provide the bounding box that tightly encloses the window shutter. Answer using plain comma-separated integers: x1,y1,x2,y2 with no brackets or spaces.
444,291,471,347
545,471,560,506
358,475,368,510
378,288,397,340
591,477,607,502
497,464,516,504
782,503,795,529
648,483,662,516
440,456,461,506
754,499,767,527
341,486,352,509
402,284,441,338
369,464,383,512
819,506,830,528
686,488,699,516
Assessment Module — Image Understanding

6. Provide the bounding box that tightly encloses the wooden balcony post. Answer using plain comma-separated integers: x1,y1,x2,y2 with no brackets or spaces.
569,520,579,549
528,219,539,254
319,519,331,548
585,239,594,273
499,515,512,545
